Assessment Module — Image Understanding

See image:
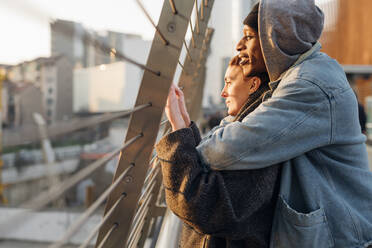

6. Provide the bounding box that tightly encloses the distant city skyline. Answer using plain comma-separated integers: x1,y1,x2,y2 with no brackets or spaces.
0,0,333,65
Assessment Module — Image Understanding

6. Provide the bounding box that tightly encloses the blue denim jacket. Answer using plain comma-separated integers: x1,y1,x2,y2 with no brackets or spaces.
197,43,372,247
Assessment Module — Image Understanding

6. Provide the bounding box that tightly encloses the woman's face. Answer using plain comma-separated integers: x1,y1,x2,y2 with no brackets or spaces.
236,25,267,77
221,65,259,116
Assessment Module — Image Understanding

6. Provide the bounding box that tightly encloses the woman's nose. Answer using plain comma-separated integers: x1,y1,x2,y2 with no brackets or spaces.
236,38,245,52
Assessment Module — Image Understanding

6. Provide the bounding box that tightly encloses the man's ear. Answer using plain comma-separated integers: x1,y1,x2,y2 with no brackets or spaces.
248,76,261,94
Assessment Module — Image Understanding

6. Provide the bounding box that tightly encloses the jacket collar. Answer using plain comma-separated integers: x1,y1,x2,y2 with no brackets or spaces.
268,42,322,90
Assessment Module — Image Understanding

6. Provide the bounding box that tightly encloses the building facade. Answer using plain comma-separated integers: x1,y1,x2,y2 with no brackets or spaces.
51,19,146,69
73,32,151,113
51,19,86,68
6,56,73,125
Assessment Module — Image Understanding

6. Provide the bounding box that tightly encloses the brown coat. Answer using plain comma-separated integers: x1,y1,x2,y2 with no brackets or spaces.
155,123,281,248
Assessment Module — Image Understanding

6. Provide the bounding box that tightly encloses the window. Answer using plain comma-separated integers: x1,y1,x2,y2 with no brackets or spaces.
47,98,53,105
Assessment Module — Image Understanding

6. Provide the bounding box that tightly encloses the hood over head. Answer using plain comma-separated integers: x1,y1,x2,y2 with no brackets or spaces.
258,0,324,81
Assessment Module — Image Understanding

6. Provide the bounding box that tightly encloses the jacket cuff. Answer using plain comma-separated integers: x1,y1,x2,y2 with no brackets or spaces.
155,127,196,162
189,121,202,145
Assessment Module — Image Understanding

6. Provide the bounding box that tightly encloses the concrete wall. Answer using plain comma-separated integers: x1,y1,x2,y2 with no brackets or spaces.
15,86,44,126
40,62,57,123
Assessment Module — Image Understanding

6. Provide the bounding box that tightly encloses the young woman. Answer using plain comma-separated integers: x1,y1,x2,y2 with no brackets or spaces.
156,55,280,248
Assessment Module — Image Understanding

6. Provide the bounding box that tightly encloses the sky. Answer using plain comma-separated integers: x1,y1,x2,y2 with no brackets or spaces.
0,0,333,65
0,0,163,64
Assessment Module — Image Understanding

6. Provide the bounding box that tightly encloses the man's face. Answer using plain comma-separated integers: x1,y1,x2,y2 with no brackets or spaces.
221,65,257,116
236,25,266,77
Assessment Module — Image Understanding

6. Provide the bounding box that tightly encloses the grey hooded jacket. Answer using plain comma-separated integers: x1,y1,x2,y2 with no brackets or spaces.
197,0,372,247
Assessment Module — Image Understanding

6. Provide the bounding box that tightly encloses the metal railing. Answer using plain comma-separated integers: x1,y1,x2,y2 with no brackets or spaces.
0,1,215,247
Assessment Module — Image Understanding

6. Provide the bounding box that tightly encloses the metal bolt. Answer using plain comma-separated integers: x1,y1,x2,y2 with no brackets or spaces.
124,175,133,183
167,22,176,33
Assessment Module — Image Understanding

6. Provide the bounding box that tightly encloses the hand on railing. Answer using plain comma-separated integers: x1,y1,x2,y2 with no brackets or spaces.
165,84,191,131
176,86,191,128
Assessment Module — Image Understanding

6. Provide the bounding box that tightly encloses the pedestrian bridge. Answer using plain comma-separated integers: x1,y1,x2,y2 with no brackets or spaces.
0,0,216,247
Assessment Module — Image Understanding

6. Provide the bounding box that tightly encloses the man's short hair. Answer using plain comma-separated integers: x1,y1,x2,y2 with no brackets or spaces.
229,55,269,85
243,3,259,32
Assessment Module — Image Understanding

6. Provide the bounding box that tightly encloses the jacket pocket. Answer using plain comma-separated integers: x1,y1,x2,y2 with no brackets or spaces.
272,196,334,248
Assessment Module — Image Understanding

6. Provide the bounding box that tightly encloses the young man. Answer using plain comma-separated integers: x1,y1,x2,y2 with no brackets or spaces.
196,1,372,247
156,57,279,247
161,0,372,247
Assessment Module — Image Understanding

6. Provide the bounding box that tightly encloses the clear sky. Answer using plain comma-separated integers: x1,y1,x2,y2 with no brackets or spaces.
0,0,332,65
0,0,163,64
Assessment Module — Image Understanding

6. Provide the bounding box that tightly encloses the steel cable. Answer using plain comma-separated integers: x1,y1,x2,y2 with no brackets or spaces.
96,223,118,248
189,19,196,48
194,0,200,34
135,0,169,46
49,163,136,248
0,134,143,236
183,39,193,61
169,0,177,14
78,194,126,248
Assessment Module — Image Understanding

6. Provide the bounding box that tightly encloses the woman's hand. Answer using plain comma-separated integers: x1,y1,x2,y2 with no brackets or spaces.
175,86,191,127
165,84,187,131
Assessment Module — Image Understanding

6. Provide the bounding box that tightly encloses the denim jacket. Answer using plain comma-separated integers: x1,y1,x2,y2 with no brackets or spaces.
197,42,372,247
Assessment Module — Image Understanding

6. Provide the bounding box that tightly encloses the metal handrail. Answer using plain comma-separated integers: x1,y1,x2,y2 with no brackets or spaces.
4,103,151,148
94,0,215,246
189,19,196,48
160,119,169,126
139,167,160,204
183,39,194,61
78,193,126,248
49,163,136,248
24,134,141,210
127,191,154,247
144,159,160,186
194,0,200,34
128,209,148,248
96,223,118,248
79,157,158,248
0,134,142,238
132,179,157,228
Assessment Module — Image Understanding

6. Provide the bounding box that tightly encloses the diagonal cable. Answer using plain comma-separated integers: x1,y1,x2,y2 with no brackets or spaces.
49,163,135,248
0,134,143,235
135,0,169,46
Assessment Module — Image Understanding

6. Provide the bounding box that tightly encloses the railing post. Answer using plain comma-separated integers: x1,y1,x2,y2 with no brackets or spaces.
153,28,215,248
134,1,216,245
96,1,196,247
189,28,214,120
178,0,215,117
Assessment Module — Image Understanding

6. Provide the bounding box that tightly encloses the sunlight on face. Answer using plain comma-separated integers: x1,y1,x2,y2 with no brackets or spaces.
221,65,254,116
